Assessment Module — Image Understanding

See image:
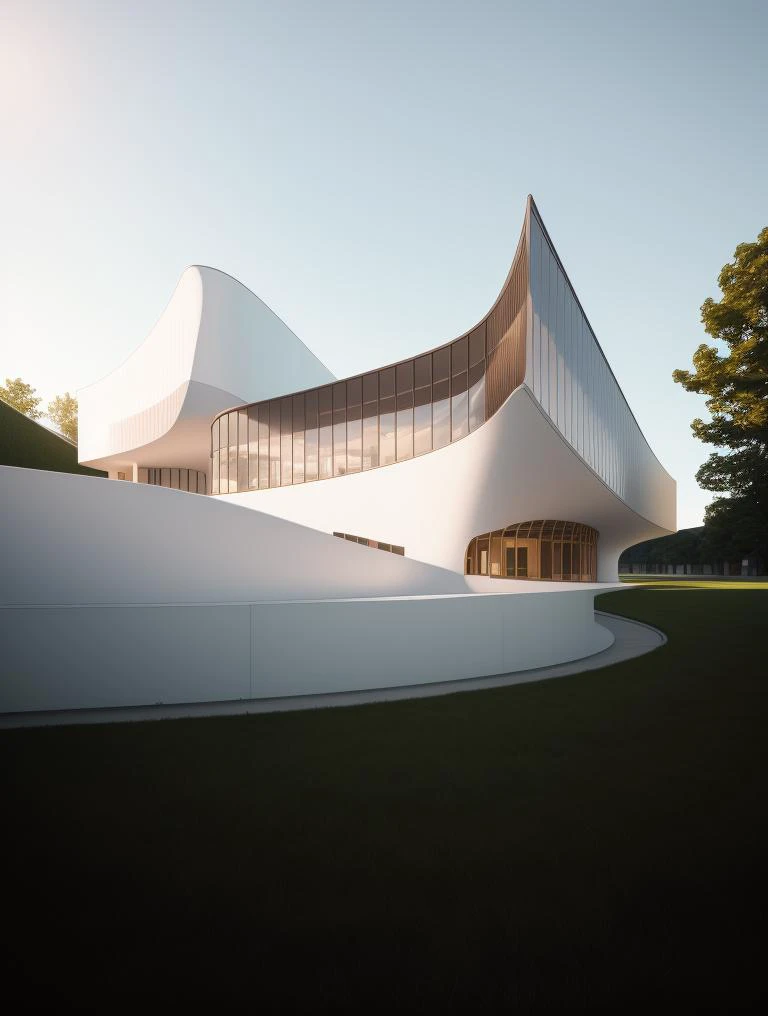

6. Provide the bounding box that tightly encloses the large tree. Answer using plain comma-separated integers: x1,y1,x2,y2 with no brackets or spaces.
0,377,43,420
673,226,768,563
48,392,79,443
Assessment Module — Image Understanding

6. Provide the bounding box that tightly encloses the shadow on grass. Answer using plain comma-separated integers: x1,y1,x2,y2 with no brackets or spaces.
1,584,765,1006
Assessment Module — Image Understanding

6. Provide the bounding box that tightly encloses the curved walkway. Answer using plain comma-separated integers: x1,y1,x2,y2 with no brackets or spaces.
0,611,665,729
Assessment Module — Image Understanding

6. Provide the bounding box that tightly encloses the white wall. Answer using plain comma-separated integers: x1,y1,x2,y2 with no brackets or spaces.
220,385,675,582
0,466,467,605
0,463,618,715
78,265,334,473
0,589,612,713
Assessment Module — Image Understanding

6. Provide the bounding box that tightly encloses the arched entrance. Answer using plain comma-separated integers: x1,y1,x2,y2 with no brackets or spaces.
465,521,598,581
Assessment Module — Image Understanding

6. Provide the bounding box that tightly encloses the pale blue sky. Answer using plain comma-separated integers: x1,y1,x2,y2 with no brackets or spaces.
1,0,766,528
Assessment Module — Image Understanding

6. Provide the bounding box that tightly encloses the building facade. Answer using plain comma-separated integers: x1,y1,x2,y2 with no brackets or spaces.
0,197,675,716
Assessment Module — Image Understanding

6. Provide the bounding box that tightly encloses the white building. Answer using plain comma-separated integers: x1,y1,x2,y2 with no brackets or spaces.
0,197,675,716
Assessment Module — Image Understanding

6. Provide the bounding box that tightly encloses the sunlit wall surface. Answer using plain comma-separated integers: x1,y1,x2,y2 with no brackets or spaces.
466,521,598,582
527,204,672,516
210,228,528,495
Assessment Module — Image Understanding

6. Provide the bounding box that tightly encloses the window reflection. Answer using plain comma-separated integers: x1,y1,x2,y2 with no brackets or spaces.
468,361,485,432
333,382,346,476
280,398,292,486
269,401,281,487
451,381,468,441
379,404,395,465
363,400,378,470
414,386,432,456
238,408,248,492
347,379,361,473
305,391,318,482
319,387,332,479
258,403,270,488
292,394,305,484
248,407,259,489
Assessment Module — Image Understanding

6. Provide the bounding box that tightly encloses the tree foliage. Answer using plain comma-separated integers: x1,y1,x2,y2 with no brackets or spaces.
47,392,79,443
673,226,768,560
0,377,43,420
701,495,766,563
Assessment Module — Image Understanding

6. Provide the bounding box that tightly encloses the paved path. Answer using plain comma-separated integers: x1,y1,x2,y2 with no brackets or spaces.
0,611,665,730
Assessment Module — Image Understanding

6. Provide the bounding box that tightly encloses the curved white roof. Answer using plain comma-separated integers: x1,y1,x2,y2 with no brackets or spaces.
78,265,334,470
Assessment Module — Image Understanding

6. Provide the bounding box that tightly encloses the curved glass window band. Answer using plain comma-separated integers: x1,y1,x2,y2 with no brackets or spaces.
210,226,528,495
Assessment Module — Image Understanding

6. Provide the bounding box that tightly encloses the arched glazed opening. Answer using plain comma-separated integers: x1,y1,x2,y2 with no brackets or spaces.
465,521,598,582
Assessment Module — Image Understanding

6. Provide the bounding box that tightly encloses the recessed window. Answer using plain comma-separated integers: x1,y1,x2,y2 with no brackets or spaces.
333,532,405,557
141,468,206,495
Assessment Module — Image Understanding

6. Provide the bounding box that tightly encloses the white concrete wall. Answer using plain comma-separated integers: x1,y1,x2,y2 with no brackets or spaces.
0,464,617,714
0,589,612,713
221,385,675,582
78,265,334,474
0,466,467,605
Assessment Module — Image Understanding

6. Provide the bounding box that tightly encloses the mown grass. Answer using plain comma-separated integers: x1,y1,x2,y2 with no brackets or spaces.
2,583,765,1006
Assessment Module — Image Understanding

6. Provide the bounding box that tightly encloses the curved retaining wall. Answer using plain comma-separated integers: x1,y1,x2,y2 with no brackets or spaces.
0,465,613,714
0,590,612,714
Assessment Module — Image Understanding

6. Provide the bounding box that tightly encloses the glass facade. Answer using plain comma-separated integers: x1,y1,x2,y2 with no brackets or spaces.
210,226,528,495
333,532,405,556
143,468,207,494
466,521,598,582
528,203,669,513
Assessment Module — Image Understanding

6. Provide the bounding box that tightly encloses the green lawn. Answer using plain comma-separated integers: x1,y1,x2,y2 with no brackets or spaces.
2,583,766,1006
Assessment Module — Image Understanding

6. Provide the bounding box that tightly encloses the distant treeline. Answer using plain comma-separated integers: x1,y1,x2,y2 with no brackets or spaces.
619,526,763,576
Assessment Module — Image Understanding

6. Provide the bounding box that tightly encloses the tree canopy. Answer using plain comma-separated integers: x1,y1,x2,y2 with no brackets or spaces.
0,377,43,420
48,392,78,443
673,226,768,562
0,377,80,443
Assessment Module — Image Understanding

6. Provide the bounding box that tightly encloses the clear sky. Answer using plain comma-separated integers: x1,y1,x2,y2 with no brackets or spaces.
1,0,766,528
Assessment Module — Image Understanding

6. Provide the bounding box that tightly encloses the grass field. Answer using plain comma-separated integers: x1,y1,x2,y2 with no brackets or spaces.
2,582,766,1006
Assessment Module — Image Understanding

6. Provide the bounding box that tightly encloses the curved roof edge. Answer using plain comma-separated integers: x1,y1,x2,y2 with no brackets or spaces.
78,263,335,465
190,264,335,383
